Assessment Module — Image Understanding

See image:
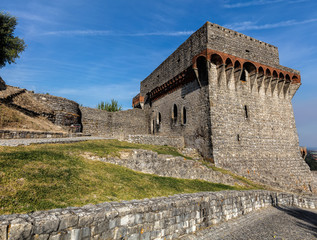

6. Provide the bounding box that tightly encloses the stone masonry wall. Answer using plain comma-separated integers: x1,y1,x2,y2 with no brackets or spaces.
0,190,316,240
87,149,241,187
147,77,213,158
140,24,207,97
208,63,315,193
80,107,148,138
206,22,280,67
126,135,185,148
0,130,67,139
32,93,81,128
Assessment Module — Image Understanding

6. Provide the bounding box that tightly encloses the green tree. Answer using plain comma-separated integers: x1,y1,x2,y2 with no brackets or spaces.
97,99,122,112
0,12,26,68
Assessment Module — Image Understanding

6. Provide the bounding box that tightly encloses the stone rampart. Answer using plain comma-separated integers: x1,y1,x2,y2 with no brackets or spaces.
0,190,316,240
32,93,81,128
206,22,280,67
0,130,67,139
126,135,185,148
80,107,148,138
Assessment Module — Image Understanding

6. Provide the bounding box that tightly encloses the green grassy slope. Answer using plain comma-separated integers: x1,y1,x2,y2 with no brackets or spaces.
0,140,254,215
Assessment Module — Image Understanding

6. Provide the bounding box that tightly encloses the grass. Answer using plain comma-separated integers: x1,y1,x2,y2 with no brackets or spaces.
201,160,266,190
0,139,250,215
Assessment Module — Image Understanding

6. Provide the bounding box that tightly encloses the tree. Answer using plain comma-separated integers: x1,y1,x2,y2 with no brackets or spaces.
0,12,26,68
97,99,122,112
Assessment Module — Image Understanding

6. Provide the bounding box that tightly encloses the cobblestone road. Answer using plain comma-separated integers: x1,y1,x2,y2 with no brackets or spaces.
0,136,112,146
181,206,317,240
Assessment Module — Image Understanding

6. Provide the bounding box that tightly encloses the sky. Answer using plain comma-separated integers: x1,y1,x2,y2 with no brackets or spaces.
1,0,317,147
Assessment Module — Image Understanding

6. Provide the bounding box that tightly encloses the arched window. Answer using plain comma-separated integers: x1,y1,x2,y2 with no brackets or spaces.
182,107,187,125
172,104,178,124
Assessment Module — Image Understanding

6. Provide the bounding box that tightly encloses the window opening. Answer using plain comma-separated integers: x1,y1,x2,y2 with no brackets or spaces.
182,107,187,124
173,104,178,124
158,112,161,125
244,105,248,119
237,134,240,142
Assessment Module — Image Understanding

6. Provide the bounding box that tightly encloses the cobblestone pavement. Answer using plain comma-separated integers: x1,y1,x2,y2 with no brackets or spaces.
181,206,317,240
0,136,112,146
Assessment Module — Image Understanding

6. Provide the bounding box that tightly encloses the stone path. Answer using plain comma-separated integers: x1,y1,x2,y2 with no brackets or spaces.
0,136,112,146
181,206,317,240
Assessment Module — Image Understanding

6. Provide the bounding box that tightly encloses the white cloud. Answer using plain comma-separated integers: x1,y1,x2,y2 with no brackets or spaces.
224,0,308,8
224,19,317,31
42,30,194,37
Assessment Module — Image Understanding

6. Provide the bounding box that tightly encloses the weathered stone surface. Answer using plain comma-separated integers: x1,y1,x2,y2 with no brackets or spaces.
0,190,316,239
80,107,148,138
91,149,241,186
137,21,314,194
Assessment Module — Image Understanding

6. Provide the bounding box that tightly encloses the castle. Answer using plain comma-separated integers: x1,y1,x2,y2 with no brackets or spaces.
1,22,315,193
131,22,315,193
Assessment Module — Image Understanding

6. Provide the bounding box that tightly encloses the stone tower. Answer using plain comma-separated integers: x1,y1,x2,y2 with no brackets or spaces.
133,22,315,193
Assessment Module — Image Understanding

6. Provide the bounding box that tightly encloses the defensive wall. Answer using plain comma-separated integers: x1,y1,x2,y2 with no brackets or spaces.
1,190,316,240
80,107,148,138
32,93,81,130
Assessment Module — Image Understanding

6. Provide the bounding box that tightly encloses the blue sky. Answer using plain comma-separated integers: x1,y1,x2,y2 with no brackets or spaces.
1,0,317,147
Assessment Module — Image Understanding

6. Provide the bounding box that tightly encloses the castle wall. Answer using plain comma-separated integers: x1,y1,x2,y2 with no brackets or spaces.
32,93,81,128
208,64,315,193
206,22,280,67
140,24,208,97
147,78,213,157
80,107,148,138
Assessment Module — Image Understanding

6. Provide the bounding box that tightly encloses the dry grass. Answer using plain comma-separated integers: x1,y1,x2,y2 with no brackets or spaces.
0,103,65,132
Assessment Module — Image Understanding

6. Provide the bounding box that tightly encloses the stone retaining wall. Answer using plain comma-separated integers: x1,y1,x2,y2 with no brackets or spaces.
89,149,240,187
0,190,316,240
0,130,67,139
126,135,185,148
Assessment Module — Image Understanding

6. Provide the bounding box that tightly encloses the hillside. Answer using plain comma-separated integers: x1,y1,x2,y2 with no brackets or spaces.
0,139,264,215
0,103,65,133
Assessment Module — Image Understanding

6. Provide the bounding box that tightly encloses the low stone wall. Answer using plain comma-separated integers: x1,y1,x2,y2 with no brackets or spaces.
89,149,240,186
0,130,67,139
80,107,148,138
0,190,316,240
126,135,185,148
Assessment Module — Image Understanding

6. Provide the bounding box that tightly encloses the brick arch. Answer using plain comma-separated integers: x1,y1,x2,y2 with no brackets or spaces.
192,48,301,84
243,62,257,74
258,66,264,76
210,54,224,65
234,60,242,69
225,58,233,68
279,72,284,80
265,68,271,76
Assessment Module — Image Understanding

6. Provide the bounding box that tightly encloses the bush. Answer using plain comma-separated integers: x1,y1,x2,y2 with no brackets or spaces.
97,99,122,112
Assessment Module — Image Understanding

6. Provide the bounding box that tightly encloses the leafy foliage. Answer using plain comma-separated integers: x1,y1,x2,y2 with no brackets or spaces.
305,151,317,170
0,12,26,68
97,99,122,112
